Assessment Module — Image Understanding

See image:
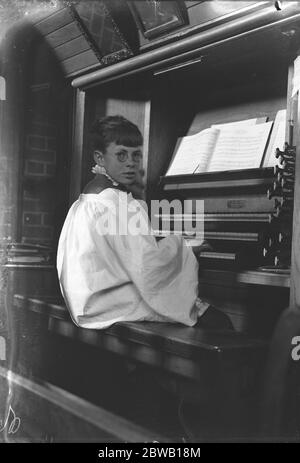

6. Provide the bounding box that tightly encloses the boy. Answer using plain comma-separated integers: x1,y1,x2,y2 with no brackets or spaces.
57,115,232,330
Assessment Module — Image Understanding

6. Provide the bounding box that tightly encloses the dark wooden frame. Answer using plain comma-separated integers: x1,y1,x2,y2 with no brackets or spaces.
127,0,188,39
67,1,133,66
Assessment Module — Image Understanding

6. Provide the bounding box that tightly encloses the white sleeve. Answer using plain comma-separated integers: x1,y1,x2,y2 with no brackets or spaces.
106,196,205,326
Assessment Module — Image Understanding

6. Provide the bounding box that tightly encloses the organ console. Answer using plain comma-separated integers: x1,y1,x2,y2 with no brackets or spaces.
157,134,297,277
160,168,277,270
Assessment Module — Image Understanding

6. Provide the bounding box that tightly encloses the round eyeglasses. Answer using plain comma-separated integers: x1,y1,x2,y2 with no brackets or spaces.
115,151,142,163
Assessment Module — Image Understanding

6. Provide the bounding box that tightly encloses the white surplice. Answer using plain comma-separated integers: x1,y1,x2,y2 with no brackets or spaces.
57,188,208,329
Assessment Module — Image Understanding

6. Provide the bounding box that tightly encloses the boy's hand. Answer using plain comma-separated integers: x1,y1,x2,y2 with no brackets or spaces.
192,240,213,256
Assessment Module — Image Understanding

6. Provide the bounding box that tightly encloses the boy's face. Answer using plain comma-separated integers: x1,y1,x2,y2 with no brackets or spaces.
95,142,143,185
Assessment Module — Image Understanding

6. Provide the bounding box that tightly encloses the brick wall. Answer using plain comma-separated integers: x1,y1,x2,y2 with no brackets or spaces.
22,183,55,245
21,84,58,245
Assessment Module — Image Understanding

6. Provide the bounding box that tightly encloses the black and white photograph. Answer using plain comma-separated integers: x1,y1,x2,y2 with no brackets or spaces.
0,0,300,448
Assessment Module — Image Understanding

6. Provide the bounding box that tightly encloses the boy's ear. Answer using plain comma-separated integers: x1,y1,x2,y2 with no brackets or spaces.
94,150,105,166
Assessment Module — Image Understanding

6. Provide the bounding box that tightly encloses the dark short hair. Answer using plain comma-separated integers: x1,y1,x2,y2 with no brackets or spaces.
90,115,143,153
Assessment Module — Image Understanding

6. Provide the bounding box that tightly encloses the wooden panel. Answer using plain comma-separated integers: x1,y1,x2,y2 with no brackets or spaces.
106,98,146,134
45,22,82,49
187,1,258,28
188,95,286,136
34,7,73,35
69,89,85,204
147,81,190,198
53,36,90,61
61,50,99,76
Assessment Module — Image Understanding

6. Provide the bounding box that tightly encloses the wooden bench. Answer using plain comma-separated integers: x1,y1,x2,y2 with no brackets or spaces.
11,294,267,383
0,366,167,442
10,294,268,440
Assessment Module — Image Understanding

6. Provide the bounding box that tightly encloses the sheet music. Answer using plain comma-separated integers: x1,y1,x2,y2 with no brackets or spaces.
166,128,219,175
211,117,267,130
263,109,286,167
292,55,300,97
207,121,273,172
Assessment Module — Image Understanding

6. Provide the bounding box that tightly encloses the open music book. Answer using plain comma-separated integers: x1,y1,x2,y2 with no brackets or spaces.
166,113,286,176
